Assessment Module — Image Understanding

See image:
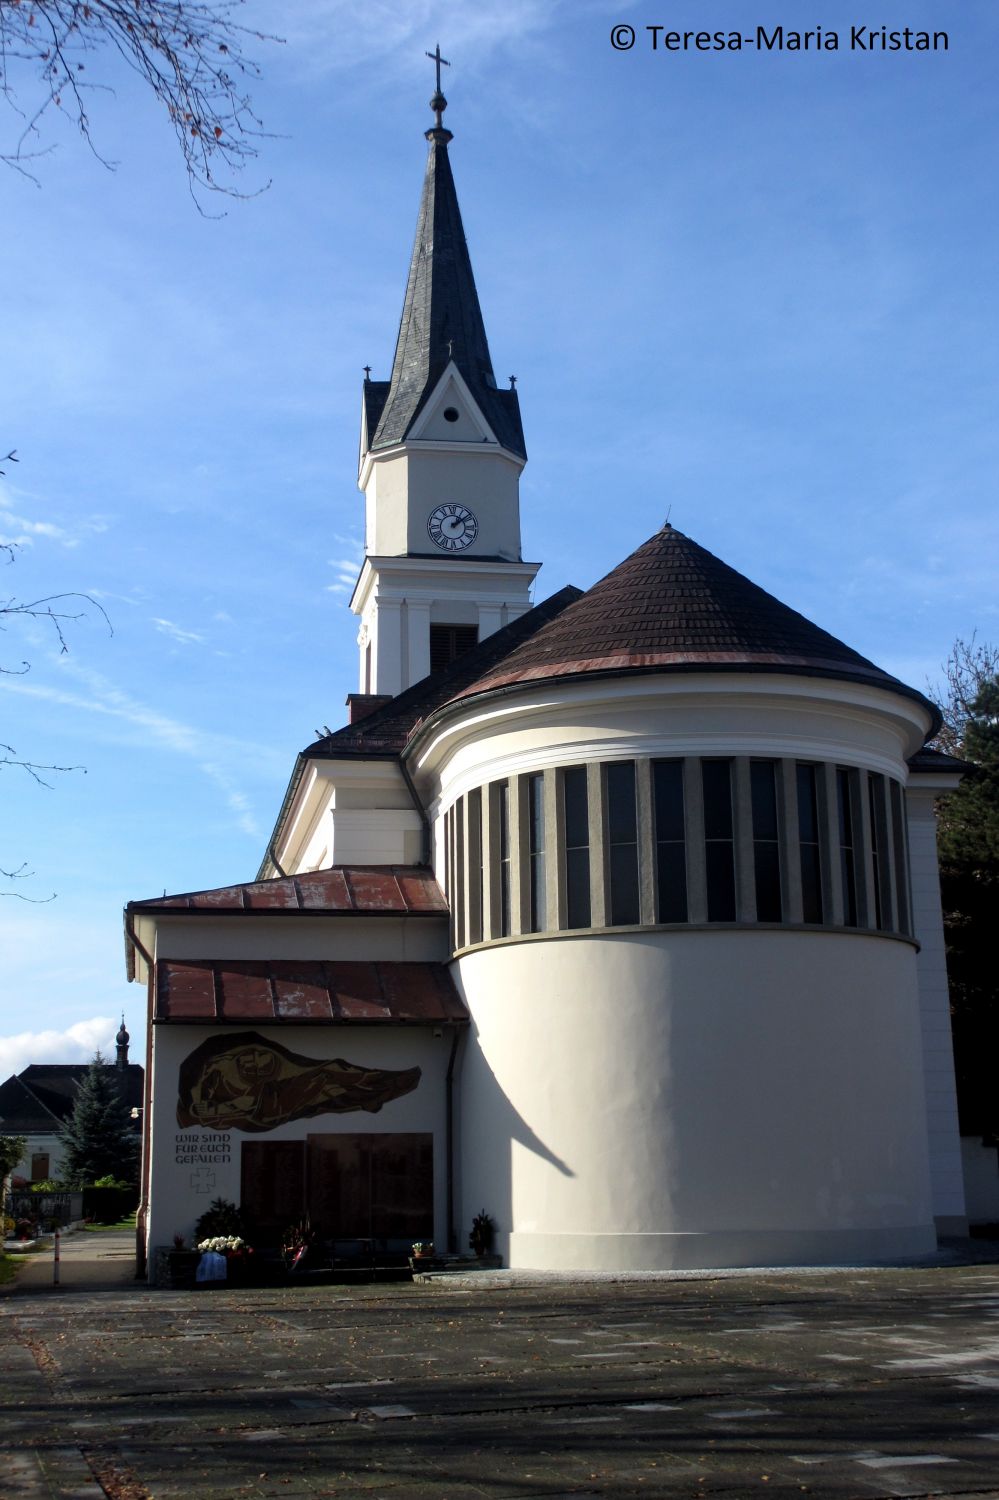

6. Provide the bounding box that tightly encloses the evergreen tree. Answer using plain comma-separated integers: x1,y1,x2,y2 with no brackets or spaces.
58,1053,138,1187
932,641,999,1141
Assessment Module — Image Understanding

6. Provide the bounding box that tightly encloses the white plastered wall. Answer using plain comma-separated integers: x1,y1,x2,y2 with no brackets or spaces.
146,1024,453,1277
454,929,936,1270
906,782,968,1232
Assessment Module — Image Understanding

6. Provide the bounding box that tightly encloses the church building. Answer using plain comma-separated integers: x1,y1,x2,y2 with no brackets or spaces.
126,76,967,1277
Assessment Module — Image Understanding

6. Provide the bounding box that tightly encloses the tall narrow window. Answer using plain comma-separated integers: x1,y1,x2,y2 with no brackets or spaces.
652,759,687,922
443,810,451,901
890,780,911,935
868,774,890,932
497,780,512,938
605,761,640,926
836,768,858,926
454,797,466,949
527,773,546,933
468,788,483,945
702,760,736,921
796,763,823,924
562,766,591,929
750,760,782,922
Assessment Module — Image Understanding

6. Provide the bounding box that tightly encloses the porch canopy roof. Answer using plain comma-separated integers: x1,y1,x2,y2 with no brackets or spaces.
155,958,467,1027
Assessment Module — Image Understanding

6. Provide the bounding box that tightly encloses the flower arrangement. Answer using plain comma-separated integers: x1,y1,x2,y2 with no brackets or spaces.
411,1241,435,1258
197,1235,249,1255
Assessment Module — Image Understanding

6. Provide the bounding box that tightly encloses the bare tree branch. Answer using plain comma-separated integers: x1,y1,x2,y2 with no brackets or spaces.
0,0,282,202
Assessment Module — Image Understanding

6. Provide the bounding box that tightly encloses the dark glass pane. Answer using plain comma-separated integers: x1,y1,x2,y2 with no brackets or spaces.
796,764,819,844
706,842,736,921
800,844,823,924
837,770,857,925
702,761,733,839
467,790,482,945
606,761,637,844
528,774,544,856
868,777,884,930
750,761,779,841
653,760,684,841
530,851,546,932
840,850,857,926
656,841,688,922
498,781,511,938
563,766,589,849
566,847,591,929
836,769,854,848
890,780,910,934
609,845,640,926
754,842,782,922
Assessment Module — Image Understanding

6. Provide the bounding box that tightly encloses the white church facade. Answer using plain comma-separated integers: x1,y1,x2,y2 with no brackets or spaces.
126,81,967,1278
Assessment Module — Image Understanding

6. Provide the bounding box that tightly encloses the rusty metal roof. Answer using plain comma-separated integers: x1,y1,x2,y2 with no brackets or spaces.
155,959,467,1026
130,866,447,916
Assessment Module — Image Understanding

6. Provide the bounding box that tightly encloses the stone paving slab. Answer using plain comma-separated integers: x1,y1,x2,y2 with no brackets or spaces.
3,1248,999,1499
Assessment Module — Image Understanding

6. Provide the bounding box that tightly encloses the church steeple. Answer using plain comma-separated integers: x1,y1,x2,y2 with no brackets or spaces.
363,76,525,461
352,69,539,699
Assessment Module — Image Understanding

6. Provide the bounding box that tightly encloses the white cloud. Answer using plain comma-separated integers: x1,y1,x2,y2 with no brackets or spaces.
0,1018,117,1078
152,617,206,646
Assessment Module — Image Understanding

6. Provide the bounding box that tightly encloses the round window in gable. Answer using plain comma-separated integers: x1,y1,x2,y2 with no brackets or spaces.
443,407,460,423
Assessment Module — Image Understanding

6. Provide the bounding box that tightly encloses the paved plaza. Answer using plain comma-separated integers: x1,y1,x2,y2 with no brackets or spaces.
3,1234,999,1500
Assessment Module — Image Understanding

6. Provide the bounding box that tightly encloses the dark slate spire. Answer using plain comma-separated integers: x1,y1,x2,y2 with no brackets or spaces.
116,1015,130,1069
368,85,526,459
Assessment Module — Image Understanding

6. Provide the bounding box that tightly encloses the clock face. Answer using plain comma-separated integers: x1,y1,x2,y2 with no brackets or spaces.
428,503,479,552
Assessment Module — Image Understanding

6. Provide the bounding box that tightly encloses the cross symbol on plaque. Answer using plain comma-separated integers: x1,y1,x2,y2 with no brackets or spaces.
190,1167,216,1194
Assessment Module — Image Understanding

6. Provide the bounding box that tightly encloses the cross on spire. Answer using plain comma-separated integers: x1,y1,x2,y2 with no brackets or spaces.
426,43,450,95
425,43,451,131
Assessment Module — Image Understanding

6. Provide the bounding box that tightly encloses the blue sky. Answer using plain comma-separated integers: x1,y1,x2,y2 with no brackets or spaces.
1,0,996,1074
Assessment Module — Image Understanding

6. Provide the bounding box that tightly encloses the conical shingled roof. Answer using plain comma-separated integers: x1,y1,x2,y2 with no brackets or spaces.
368,129,525,460
444,525,935,717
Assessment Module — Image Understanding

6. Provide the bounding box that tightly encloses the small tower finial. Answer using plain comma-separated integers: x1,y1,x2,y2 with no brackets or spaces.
425,43,452,140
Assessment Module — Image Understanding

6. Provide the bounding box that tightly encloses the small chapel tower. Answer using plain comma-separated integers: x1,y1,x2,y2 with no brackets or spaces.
351,55,540,697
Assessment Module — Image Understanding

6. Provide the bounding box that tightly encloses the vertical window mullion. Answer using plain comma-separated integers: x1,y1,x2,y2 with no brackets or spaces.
455,797,466,949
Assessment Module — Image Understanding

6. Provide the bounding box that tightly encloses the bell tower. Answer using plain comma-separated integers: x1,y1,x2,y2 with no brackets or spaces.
351,55,540,697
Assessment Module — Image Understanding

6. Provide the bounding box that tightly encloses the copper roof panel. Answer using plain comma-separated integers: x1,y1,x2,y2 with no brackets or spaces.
218,967,274,1019
242,881,301,911
296,869,352,910
155,958,466,1026
343,869,407,912
157,963,215,1020
132,865,447,916
188,884,250,910
325,961,392,1020
273,971,334,1021
395,869,447,912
